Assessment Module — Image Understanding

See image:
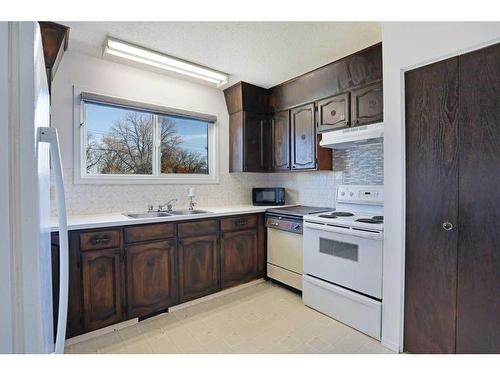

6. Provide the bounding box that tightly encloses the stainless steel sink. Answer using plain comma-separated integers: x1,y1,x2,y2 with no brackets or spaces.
169,209,211,215
125,212,172,219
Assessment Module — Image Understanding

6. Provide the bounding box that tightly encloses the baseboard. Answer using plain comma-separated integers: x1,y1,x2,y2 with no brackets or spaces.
65,278,266,347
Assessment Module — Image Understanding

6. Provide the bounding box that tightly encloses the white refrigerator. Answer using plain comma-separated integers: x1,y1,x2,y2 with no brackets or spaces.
0,22,69,354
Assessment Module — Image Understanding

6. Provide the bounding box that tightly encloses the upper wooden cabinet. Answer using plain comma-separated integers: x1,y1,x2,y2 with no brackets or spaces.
351,81,383,126
38,22,69,91
290,104,317,170
272,110,291,171
125,239,178,318
229,111,269,172
317,92,350,132
224,81,270,115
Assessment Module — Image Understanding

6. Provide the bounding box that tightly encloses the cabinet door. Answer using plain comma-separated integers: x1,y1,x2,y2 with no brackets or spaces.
125,239,178,318
244,112,267,172
82,248,123,332
351,81,383,126
290,103,316,170
317,92,350,132
179,234,220,303
272,110,290,170
221,229,258,289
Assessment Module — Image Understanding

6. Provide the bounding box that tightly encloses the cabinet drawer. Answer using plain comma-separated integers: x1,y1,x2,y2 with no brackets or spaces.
124,223,175,243
79,229,121,251
178,219,218,238
221,215,257,232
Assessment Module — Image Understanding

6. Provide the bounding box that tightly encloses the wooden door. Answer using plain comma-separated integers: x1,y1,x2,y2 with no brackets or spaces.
125,239,178,318
272,110,290,171
178,234,220,303
221,229,258,289
244,112,267,172
82,248,123,332
351,81,383,126
317,92,350,132
290,103,316,170
456,43,500,354
404,57,460,353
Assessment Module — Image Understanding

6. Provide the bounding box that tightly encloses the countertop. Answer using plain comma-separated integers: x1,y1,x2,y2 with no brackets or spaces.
50,204,292,232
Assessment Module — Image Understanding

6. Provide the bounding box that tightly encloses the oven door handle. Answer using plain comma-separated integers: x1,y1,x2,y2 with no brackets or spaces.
303,221,383,240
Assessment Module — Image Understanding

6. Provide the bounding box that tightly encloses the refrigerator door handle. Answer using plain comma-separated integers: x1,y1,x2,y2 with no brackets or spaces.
39,127,68,354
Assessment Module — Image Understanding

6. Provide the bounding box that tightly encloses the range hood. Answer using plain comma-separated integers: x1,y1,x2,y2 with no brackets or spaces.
320,122,384,149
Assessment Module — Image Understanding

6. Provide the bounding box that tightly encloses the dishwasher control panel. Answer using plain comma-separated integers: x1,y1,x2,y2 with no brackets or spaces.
266,215,303,234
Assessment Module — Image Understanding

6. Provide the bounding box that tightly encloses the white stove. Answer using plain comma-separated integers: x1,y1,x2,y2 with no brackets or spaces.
302,185,384,340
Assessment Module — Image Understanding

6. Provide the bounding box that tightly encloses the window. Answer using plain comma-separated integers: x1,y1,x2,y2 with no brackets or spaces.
75,89,218,184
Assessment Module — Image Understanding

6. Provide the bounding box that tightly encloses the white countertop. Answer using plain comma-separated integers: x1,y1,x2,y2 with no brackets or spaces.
50,205,290,231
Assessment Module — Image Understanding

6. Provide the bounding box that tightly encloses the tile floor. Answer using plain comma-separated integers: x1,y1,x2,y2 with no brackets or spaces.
65,281,394,354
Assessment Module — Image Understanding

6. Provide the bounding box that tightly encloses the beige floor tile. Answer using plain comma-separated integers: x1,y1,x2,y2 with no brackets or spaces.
68,281,393,355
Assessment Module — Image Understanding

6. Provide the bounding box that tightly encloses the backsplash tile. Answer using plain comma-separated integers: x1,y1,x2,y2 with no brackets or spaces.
53,140,383,215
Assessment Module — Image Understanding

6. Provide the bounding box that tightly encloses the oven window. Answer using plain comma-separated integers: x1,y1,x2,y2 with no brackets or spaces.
319,238,359,262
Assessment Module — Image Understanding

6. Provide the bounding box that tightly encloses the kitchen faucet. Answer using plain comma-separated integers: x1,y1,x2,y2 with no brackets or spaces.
159,198,178,212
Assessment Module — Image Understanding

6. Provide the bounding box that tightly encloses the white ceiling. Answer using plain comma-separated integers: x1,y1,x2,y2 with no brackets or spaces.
64,22,381,89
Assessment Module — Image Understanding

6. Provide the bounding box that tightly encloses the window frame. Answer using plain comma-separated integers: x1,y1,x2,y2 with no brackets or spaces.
73,86,220,185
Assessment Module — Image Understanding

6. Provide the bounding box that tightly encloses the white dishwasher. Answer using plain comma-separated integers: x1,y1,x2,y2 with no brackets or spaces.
266,206,331,291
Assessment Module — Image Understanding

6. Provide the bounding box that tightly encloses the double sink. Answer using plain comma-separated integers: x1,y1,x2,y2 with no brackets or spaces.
125,209,211,219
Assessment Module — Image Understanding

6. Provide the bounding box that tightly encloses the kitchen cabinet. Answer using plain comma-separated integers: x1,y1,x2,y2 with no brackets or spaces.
221,216,258,289
229,111,270,172
317,92,350,132
272,110,291,170
290,103,316,170
38,22,69,93
54,213,266,337
125,239,178,318
178,234,220,303
405,42,500,354
351,81,383,126
81,248,124,332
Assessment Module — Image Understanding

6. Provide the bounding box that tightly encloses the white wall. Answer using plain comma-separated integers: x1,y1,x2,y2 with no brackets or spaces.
0,21,13,354
381,22,500,352
51,51,269,214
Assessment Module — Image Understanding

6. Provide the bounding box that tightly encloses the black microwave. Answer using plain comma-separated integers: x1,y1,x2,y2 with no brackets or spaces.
252,188,285,206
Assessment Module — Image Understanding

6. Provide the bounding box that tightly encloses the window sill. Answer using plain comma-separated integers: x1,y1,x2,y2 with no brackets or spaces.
73,174,220,185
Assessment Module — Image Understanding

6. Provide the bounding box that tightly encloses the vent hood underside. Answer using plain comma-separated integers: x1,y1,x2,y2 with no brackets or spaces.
320,122,384,150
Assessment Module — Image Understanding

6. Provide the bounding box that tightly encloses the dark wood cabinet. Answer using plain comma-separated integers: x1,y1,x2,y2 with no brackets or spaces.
38,22,69,92
272,110,290,170
125,240,178,318
351,81,383,126
229,111,269,172
290,103,316,170
178,235,220,303
81,248,124,332
317,92,350,132
221,229,258,289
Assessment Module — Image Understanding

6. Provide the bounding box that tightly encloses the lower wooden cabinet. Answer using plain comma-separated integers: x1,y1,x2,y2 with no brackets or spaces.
221,229,258,289
57,213,266,337
178,234,220,303
81,248,124,332
125,239,178,318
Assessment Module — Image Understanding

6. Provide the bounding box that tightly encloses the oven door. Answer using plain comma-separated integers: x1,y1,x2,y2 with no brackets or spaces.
303,221,383,299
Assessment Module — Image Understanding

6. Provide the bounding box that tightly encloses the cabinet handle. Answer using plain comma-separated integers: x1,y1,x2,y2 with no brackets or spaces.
91,234,112,245
235,220,248,227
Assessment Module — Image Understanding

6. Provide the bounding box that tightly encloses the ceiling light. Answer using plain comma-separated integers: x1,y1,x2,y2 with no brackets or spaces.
103,37,229,87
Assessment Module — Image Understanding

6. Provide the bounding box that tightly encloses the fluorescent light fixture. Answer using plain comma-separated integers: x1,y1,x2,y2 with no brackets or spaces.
103,37,229,87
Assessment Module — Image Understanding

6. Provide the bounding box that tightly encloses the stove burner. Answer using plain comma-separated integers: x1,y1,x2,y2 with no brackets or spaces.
331,211,354,217
372,216,384,221
356,218,383,224
318,214,338,219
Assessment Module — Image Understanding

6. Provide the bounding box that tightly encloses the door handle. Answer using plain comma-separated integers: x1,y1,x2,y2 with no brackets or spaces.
442,221,454,231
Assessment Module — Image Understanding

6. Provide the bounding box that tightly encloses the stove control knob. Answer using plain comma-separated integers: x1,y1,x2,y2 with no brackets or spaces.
349,192,354,197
